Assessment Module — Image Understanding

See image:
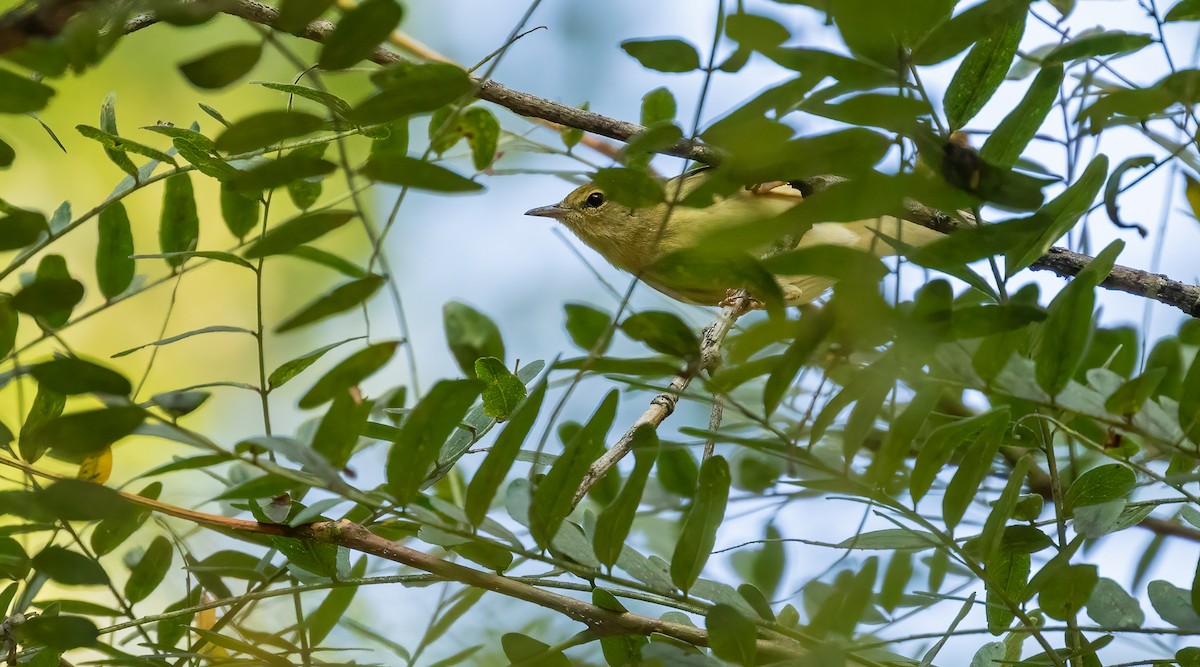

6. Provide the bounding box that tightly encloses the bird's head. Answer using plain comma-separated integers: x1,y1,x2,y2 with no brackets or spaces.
524,182,615,235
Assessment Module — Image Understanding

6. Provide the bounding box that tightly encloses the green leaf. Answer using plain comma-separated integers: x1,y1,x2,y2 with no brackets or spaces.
836,529,940,551
275,0,336,30
1064,463,1136,512
13,256,82,326
530,391,617,548
949,304,1045,339
911,409,1008,502
96,202,134,299
0,207,48,251
500,633,571,666
1166,0,1200,20
25,406,146,460
913,0,1031,65
464,381,545,526
706,604,757,665
0,295,18,358
0,539,29,580
1150,580,1200,630
726,13,790,50
1039,564,1098,621
475,357,525,421
351,62,474,124
1104,155,1155,235
978,456,1031,563
282,246,367,278
111,325,255,358
20,384,63,461
1035,240,1122,396
671,455,731,593
764,313,830,415
761,246,889,282
563,303,612,353
151,390,210,417
1007,157,1109,274
980,64,1063,167
299,341,398,409
386,379,482,505
244,209,354,259
39,479,131,522
443,301,504,377
591,167,664,208
943,14,1026,129
0,137,12,168
593,425,658,568
308,555,367,643
276,275,386,333
318,0,403,69
76,125,174,165
226,152,337,190
621,38,701,72
312,392,373,470
0,68,54,113
159,173,198,267
943,411,1007,530
214,110,325,153
30,357,131,396
1086,577,1144,629
460,106,499,171
124,536,172,603
268,336,365,389
97,93,131,171
178,43,263,89
881,552,914,613
14,615,97,650
1179,349,1200,441
620,310,699,362
1044,31,1153,63
33,546,107,585
255,81,353,117
641,87,677,126
827,0,953,66
360,154,482,192
985,550,1029,633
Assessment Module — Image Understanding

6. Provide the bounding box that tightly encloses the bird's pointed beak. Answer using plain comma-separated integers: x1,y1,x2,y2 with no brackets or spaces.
525,204,568,219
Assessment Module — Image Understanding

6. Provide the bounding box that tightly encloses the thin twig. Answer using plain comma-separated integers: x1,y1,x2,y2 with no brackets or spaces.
572,291,752,504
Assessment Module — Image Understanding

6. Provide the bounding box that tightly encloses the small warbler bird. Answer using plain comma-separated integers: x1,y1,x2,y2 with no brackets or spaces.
526,170,944,306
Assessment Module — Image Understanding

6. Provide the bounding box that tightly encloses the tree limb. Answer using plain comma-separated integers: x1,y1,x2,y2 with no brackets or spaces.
0,454,807,661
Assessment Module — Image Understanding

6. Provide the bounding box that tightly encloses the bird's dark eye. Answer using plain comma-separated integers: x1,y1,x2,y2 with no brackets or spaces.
585,192,605,208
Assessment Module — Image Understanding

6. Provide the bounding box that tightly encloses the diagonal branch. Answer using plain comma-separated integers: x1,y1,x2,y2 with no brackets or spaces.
0,455,807,660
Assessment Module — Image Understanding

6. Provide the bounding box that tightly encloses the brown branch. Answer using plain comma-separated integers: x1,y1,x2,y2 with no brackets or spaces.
573,293,752,504
1030,247,1200,317
0,455,806,660
121,1,719,164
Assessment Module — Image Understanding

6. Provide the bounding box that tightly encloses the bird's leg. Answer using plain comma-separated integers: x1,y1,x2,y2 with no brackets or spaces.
718,288,762,311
